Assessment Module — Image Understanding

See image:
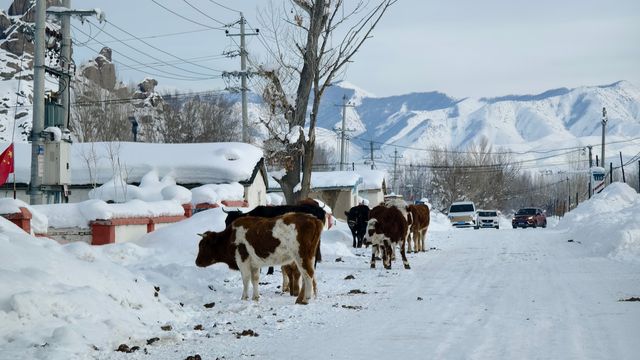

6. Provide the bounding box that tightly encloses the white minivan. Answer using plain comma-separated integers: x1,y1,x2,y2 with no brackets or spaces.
447,201,476,228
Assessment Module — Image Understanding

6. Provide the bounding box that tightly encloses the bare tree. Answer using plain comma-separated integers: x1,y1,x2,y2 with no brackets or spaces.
70,81,134,142
421,138,520,211
162,92,239,143
256,0,396,204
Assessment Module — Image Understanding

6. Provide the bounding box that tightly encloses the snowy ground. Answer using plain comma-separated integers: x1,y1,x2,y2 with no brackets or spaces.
1,184,639,359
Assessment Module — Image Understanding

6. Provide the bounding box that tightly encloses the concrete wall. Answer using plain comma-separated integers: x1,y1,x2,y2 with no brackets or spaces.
310,189,357,221
244,171,267,208
360,189,384,207
114,224,148,243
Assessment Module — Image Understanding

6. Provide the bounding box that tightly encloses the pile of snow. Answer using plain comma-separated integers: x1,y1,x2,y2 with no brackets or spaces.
0,217,185,360
555,182,640,262
190,182,244,205
0,198,48,233
89,171,192,204
32,199,185,229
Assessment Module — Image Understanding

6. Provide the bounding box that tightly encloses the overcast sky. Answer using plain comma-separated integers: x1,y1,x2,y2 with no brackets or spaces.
3,0,639,98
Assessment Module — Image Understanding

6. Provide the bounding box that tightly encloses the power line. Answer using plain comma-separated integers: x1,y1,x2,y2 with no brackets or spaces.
81,27,214,46
101,19,225,74
118,54,229,71
207,0,241,14
150,0,227,30
350,134,640,157
181,0,229,27
72,23,219,81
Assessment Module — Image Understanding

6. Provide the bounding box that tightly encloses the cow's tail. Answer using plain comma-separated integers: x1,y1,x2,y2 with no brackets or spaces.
313,218,323,267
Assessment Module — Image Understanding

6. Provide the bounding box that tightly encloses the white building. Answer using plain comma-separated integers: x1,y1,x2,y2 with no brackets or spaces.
1,142,268,208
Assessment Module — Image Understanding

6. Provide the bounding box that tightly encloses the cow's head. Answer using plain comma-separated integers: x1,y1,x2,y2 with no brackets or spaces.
195,230,230,267
363,218,378,247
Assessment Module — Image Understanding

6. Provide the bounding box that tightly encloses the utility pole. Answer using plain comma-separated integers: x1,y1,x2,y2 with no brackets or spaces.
368,140,381,170
601,107,608,168
620,152,626,183
29,0,46,205
335,95,355,170
60,0,71,129
587,145,593,168
391,147,403,194
567,177,570,211
225,13,258,143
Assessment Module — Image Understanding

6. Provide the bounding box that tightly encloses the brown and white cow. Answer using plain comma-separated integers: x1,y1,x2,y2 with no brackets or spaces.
195,213,323,304
406,203,430,252
363,205,410,270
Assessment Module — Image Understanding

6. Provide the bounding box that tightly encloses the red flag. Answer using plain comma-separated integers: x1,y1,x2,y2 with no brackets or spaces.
0,143,14,186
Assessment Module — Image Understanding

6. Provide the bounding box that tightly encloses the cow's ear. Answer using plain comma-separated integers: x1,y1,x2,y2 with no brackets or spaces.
344,211,349,217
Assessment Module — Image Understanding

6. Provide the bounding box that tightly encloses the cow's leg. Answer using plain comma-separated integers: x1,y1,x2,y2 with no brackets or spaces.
352,233,357,248
421,229,427,252
407,230,413,253
239,265,251,300
295,258,314,305
370,245,377,268
250,266,261,301
290,263,301,296
382,243,392,269
281,265,290,294
399,236,411,269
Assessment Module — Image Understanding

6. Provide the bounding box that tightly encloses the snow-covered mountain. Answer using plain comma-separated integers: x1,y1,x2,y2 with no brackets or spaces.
313,80,640,166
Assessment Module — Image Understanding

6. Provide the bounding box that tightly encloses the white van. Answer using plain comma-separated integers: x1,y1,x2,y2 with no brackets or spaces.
447,201,476,228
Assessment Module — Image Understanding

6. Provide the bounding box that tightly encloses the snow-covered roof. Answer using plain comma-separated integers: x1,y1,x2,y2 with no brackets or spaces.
4,142,264,186
268,171,363,192
356,170,387,190
309,171,362,190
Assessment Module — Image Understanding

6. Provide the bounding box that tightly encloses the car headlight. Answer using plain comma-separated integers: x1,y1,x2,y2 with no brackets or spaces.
527,216,533,220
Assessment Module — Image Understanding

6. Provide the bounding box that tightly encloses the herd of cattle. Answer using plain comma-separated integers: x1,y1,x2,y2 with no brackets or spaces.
195,199,431,305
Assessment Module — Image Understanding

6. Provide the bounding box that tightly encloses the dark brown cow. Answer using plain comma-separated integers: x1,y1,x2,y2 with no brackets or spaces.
196,213,323,304
363,205,410,270
406,204,430,252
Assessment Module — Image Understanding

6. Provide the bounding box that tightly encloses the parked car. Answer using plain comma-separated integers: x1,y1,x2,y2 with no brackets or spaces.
475,210,500,229
447,201,476,228
511,208,547,228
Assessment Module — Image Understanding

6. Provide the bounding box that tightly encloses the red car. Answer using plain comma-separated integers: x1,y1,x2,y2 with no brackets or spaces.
512,208,547,228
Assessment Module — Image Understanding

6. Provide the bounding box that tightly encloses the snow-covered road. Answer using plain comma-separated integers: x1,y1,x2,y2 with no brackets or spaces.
104,225,640,360
3,183,639,359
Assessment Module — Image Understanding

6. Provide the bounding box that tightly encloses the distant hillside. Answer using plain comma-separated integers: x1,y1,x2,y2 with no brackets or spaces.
312,80,640,168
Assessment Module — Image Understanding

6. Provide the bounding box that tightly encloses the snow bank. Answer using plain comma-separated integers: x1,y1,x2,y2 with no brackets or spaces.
0,198,48,233
89,171,192,204
555,182,640,262
0,217,185,360
33,199,186,229
191,182,244,205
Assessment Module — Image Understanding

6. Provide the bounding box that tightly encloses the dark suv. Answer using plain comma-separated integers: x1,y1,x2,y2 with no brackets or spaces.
512,208,547,228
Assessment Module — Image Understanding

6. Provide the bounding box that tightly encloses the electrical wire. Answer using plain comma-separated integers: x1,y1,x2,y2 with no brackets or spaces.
150,0,227,30
181,0,230,27
207,0,241,14
100,19,225,74
72,23,218,81
81,27,214,46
